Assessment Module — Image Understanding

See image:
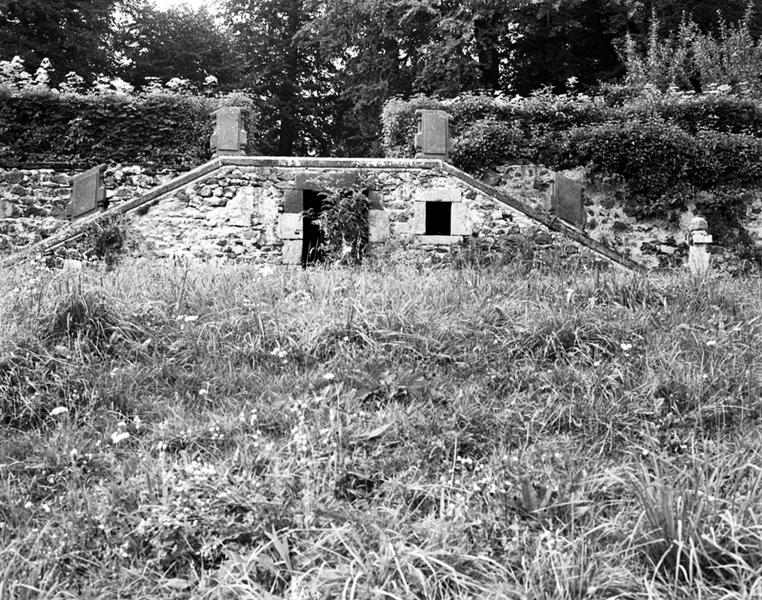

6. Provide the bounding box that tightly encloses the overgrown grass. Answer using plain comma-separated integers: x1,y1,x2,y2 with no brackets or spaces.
0,259,760,599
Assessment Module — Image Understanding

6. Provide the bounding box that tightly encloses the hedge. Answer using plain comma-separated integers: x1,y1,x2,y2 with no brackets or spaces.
0,89,262,167
383,93,762,219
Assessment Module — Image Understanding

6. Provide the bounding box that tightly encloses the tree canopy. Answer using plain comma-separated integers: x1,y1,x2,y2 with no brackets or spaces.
1,0,761,155
0,0,119,81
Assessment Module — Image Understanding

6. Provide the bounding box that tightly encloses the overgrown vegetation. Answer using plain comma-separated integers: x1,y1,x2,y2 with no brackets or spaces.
312,185,370,266
0,85,259,166
0,260,760,598
384,91,762,224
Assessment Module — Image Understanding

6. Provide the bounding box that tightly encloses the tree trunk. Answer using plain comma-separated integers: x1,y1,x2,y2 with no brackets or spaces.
277,0,301,155
474,17,500,89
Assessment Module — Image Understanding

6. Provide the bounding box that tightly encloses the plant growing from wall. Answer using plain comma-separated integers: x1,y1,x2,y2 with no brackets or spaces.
310,184,370,266
80,213,129,268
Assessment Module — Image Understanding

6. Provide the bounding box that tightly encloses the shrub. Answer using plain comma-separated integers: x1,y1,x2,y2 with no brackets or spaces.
619,94,762,135
563,119,706,217
452,119,526,173
697,130,762,187
81,213,129,268
0,88,261,167
313,185,370,265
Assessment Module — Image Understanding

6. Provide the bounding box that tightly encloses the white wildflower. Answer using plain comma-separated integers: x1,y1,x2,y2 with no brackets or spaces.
111,431,130,445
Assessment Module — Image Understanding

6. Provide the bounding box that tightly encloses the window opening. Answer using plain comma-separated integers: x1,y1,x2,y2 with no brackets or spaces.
425,201,451,235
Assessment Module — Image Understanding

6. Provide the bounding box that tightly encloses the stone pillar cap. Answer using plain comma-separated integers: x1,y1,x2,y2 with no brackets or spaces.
688,216,708,232
415,108,452,117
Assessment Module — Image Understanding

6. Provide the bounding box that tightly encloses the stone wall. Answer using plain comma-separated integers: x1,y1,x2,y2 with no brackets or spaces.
4,159,759,271
124,165,567,265
0,165,180,252
490,164,762,272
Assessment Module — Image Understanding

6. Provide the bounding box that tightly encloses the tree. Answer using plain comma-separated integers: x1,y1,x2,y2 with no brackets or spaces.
117,4,242,87
225,0,337,155
505,0,631,94
0,0,119,81
630,0,762,38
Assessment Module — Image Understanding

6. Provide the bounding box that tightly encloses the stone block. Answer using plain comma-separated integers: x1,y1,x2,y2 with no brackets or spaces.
281,240,302,264
414,186,461,204
450,202,472,236
368,210,390,242
367,190,384,209
551,173,586,228
66,164,107,220
0,200,18,218
413,202,427,234
417,235,460,245
414,109,452,160
283,189,303,213
209,106,247,157
279,213,303,239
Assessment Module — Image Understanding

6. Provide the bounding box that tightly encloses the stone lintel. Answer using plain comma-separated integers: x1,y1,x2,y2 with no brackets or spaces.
414,186,461,204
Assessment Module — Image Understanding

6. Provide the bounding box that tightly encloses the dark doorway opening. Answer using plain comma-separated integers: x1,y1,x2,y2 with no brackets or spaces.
302,190,325,266
425,201,452,235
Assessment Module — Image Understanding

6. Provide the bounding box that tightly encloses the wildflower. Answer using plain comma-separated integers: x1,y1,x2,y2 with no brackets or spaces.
706,340,717,347
322,372,335,381
620,342,633,352
50,406,68,416
271,346,288,359
111,431,130,445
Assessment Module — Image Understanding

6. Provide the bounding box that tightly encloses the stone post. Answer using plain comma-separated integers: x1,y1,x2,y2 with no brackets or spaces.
65,164,107,220
414,109,452,162
210,106,248,157
687,216,712,277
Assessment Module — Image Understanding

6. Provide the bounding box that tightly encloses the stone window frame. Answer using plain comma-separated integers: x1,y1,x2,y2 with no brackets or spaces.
413,185,470,245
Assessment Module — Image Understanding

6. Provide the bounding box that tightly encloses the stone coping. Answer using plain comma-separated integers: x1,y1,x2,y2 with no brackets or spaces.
0,156,643,272
217,156,443,169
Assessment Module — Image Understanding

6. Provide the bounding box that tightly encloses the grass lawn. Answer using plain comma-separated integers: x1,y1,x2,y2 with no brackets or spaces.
1,258,761,599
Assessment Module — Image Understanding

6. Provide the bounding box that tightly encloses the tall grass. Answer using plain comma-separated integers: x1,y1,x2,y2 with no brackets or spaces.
0,258,760,598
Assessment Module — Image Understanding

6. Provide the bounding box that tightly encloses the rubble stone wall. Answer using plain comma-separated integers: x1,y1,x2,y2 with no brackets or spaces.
0,165,180,252
492,164,762,272
125,165,566,264
2,161,760,271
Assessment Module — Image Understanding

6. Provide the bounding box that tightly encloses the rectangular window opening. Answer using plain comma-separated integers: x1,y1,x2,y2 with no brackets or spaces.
425,201,451,235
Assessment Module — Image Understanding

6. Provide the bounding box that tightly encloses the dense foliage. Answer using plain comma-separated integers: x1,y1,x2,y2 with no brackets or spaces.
384,91,762,219
0,89,260,166
314,185,370,265
3,0,760,157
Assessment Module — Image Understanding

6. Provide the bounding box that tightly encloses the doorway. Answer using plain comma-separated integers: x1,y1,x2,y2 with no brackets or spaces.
302,190,325,266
